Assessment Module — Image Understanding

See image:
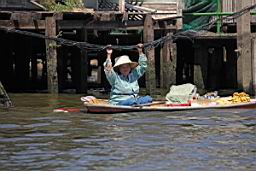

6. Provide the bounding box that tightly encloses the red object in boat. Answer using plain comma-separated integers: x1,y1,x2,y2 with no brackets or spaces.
166,103,191,107
166,100,191,107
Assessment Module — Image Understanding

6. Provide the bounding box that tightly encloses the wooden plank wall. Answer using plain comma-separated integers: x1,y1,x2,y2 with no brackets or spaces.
222,0,256,23
142,1,178,12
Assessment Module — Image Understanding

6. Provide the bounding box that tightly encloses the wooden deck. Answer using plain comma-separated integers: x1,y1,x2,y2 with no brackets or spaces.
0,1,182,94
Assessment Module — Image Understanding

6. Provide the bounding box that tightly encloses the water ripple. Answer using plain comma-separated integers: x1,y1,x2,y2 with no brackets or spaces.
0,94,255,171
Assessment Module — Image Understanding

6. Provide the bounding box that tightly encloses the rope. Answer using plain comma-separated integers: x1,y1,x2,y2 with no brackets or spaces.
0,4,255,52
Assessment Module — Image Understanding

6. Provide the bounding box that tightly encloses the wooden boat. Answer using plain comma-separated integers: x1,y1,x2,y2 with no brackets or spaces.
54,99,256,114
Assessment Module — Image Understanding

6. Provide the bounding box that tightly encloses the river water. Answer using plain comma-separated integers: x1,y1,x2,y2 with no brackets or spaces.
0,94,255,171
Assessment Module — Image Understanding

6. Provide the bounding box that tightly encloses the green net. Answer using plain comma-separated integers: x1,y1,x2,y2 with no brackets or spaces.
183,0,217,30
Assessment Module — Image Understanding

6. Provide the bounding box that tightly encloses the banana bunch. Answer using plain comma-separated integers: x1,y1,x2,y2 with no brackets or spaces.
231,92,250,103
88,98,100,104
81,96,103,104
216,98,231,105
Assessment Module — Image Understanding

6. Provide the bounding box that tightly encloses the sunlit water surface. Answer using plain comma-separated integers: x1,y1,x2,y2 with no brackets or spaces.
0,94,255,171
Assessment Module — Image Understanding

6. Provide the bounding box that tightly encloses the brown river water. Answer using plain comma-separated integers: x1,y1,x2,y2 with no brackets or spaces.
0,94,255,171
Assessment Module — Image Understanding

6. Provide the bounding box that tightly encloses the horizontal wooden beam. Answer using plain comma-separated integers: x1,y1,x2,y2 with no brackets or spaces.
0,11,68,20
195,32,238,39
0,20,45,30
61,19,175,30
0,20,177,30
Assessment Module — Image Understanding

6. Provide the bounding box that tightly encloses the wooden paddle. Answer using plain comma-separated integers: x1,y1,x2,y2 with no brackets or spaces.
132,101,166,107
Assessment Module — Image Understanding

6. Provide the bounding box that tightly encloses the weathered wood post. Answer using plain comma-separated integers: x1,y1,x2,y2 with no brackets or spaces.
193,44,208,91
160,31,171,90
236,0,253,94
119,0,125,13
45,16,58,94
15,35,30,91
170,42,177,85
78,26,88,94
252,35,256,95
160,31,177,92
176,0,183,30
144,14,156,95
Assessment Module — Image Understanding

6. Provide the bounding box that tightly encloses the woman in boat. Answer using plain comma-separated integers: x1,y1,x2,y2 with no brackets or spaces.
104,44,152,106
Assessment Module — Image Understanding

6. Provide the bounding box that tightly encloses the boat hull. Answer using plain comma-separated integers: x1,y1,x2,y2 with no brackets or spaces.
84,100,256,114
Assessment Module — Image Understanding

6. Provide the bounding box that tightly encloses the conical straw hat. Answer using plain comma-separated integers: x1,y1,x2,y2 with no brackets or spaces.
113,55,138,71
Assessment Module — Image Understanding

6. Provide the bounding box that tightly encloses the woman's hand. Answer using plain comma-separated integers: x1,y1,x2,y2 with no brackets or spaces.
137,43,144,55
107,48,113,55
106,45,112,53
105,45,113,71
106,45,113,59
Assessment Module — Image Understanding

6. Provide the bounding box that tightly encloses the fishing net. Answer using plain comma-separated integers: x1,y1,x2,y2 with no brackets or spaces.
183,0,217,30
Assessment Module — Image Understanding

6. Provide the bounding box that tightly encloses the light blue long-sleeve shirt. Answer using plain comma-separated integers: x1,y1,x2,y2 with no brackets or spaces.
104,54,147,104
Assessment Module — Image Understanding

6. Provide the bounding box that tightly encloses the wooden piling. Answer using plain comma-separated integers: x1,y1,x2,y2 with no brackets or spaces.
170,42,177,85
15,35,30,91
77,27,88,94
193,45,208,91
31,56,38,85
57,45,64,92
176,0,183,30
160,32,177,92
252,36,256,96
0,33,13,91
207,46,223,90
236,0,253,93
45,16,58,94
160,32,170,90
27,37,37,89
143,14,156,95
119,0,125,13
56,22,65,92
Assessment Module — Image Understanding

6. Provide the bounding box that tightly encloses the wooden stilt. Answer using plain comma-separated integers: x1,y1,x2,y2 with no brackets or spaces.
143,14,156,95
31,55,38,85
176,0,183,30
160,31,176,92
0,33,12,90
223,42,237,89
45,16,58,94
77,27,88,94
160,31,170,90
119,0,125,13
252,37,256,96
26,37,37,89
170,42,177,85
56,22,65,92
194,45,208,91
207,46,223,90
237,0,253,94
15,36,30,91
57,46,64,92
